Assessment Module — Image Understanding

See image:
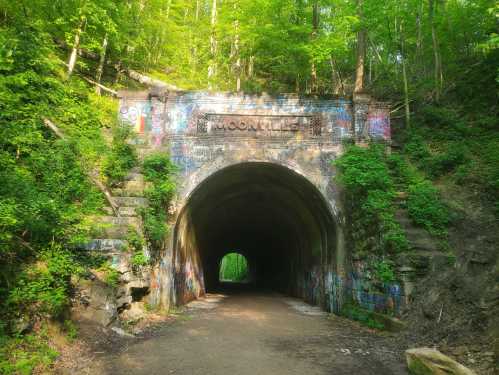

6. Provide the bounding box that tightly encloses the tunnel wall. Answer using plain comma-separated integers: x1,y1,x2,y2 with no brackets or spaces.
117,91,400,315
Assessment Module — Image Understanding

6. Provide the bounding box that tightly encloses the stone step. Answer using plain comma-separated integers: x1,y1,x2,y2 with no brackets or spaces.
104,206,140,217
124,172,144,183
404,226,431,238
94,216,141,239
113,197,148,208
82,239,128,252
111,187,145,197
407,236,439,252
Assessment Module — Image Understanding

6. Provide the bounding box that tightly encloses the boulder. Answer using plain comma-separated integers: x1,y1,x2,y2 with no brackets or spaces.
74,279,118,326
406,348,477,375
121,302,147,322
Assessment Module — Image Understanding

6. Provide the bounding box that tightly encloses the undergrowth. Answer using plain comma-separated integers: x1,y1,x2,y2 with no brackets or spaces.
140,152,177,255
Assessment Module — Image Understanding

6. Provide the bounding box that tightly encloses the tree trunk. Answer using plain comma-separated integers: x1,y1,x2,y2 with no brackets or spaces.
400,21,411,128
354,0,366,94
233,1,242,92
234,20,241,92
416,0,423,65
95,33,108,95
67,17,85,78
248,55,254,78
310,0,319,93
329,57,345,95
208,0,218,88
429,0,443,101
126,69,181,91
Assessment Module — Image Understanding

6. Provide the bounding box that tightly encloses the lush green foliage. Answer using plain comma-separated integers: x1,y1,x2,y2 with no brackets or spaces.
404,106,499,216
0,0,496,369
6,247,84,321
335,144,408,257
0,11,139,370
103,126,138,186
141,153,177,251
0,329,58,375
126,228,148,269
407,182,449,237
219,253,249,282
340,302,384,330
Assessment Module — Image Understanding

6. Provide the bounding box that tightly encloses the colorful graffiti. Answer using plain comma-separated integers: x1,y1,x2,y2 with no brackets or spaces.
323,270,403,317
119,100,152,134
367,108,391,140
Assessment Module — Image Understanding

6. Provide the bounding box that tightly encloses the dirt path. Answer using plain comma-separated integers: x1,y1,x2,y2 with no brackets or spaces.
86,292,409,375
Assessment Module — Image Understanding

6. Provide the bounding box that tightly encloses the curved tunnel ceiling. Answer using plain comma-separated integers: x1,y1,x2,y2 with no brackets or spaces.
173,162,337,303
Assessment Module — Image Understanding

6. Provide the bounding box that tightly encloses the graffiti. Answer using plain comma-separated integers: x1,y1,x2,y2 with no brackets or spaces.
303,266,321,305
354,105,369,139
170,140,197,173
323,265,404,317
367,108,391,140
119,100,152,134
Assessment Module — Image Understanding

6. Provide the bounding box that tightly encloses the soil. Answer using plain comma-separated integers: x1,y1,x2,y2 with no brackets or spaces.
68,291,410,375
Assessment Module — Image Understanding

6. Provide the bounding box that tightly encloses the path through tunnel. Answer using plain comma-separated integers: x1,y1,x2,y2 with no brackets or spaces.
172,163,337,308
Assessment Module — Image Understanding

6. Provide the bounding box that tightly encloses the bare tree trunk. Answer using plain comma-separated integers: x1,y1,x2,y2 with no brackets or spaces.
400,21,411,128
166,0,172,19
248,55,254,78
208,0,217,88
354,0,366,94
67,17,85,78
95,33,108,95
329,57,345,95
234,20,241,92
429,0,442,101
416,0,423,65
310,0,319,93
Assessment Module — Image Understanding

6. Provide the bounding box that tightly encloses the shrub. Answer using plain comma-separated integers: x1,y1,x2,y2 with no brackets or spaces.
0,329,58,375
340,302,385,330
334,144,408,255
407,182,449,237
103,125,138,185
6,246,83,321
131,252,148,268
141,153,177,250
97,262,120,288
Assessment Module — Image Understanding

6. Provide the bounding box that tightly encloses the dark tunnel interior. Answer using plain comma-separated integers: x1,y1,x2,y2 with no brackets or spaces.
172,162,336,304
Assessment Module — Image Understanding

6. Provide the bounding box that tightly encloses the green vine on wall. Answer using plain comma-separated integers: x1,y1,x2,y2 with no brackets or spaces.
139,152,177,259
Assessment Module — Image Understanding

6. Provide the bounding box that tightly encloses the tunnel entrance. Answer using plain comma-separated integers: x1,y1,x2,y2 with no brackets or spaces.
172,162,337,308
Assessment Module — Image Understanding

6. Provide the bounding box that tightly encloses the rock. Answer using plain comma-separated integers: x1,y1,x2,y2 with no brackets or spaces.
406,348,477,375
74,279,118,326
116,295,132,309
111,327,135,337
13,317,33,334
121,302,147,322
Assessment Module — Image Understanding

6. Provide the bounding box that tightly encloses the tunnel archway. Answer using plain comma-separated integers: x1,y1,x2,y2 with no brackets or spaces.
171,162,338,308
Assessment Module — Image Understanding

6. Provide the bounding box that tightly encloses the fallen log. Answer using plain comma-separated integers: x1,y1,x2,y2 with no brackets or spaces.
81,76,118,96
42,119,120,216
125,69,181,91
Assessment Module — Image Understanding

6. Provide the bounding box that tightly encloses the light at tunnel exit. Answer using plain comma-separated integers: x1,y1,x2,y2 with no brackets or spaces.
219,253,249,283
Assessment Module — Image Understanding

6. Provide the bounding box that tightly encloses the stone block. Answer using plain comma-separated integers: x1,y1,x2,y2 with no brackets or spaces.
113,197,148,208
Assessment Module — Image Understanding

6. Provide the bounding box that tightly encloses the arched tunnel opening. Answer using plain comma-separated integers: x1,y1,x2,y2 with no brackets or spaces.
172,162,337,308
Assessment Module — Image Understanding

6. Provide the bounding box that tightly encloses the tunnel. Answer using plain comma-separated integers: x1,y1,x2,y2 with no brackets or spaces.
171,162,337,308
